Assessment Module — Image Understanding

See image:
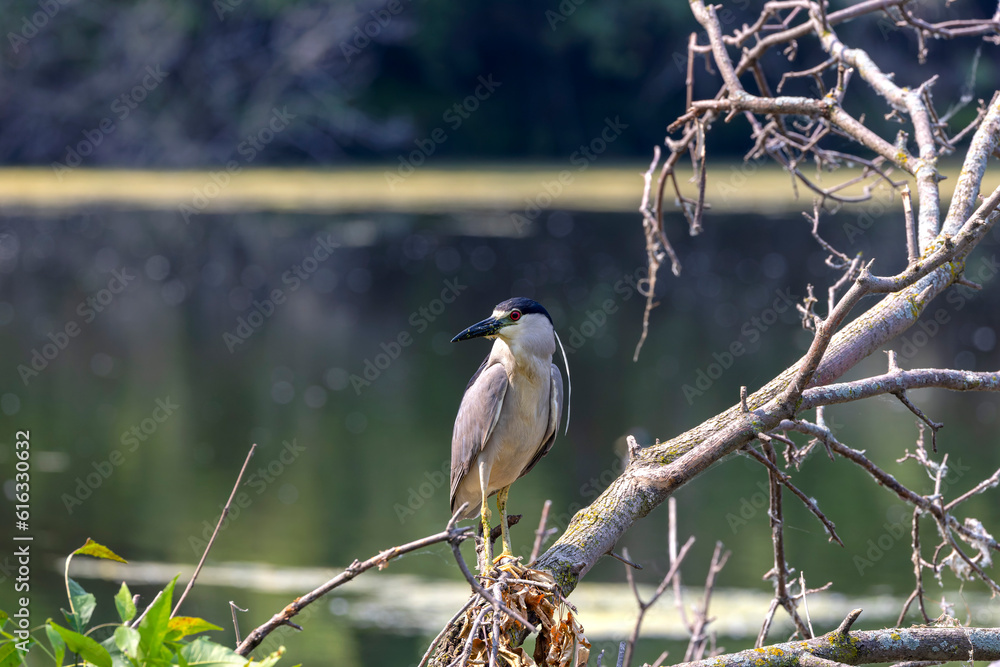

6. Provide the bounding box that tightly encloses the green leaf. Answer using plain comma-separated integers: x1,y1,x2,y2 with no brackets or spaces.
68,579,97,630
166,617,222,641
0,640,21,667
60,608,80,635
72,539,128,564
49,621,112,667
179,638,247,667
114,583,136,624
113,626,139,658
100,632,135,667
0,610,8,629
137,577,177,662
47,623,66,667
249,647,285,667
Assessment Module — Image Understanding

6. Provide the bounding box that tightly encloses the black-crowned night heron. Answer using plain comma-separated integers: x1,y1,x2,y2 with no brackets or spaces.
449,297,570,565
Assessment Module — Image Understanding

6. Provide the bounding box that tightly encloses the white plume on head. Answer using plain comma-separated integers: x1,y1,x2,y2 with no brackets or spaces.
554,328,571,435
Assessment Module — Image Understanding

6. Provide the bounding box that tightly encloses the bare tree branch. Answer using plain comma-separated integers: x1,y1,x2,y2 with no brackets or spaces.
622,537,695,667
237,509,474,655
173,443,257,619
801,368,1000,410
670,615,1000,667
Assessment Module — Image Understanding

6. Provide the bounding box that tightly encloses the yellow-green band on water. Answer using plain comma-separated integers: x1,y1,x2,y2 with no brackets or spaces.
0,164,964,215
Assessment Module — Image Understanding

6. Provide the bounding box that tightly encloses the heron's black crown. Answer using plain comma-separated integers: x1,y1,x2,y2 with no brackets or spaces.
494,297,552,324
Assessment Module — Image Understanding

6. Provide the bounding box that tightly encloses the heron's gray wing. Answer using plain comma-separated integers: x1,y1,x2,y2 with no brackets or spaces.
517,362,564,480
450,360,509,513
463,352,490,392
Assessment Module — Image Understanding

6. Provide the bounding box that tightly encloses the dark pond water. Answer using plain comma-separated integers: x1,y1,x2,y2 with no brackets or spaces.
1,205,999,665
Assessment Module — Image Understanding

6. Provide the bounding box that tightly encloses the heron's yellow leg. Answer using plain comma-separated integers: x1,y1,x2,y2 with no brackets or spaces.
478,462,493,565
494,485,513,561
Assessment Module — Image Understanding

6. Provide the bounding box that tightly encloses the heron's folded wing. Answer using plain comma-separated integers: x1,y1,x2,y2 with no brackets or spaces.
517,362,564,480
450,360,509,512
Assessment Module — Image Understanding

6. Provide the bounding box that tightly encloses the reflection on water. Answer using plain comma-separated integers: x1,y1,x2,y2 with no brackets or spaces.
1,205,999,666
67,557,997,640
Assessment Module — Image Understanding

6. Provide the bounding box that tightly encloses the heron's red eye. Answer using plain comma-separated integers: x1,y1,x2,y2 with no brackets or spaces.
510,310,521,321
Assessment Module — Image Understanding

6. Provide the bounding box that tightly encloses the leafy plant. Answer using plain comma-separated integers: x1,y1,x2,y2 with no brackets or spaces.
0,539,285,667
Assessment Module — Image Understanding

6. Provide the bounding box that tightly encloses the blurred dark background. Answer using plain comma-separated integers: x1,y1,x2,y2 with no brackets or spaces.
1,0,997,166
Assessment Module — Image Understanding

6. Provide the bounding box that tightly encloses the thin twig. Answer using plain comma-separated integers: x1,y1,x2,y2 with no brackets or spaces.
622,537,695,667
683,541,730,662
945,468,1000,511
237,505,478,655
230,602,248,646
897,507,931,626
172,443,258,618
902,184,918,264
892,392,943,452
447,537,538,633
669,497,693,633
746,444,844,546
451,606,489,667
489,580,502,667
609,551,643,569
529,499,554,564
756,439,812,646
798,572,815,639
129,590,163,629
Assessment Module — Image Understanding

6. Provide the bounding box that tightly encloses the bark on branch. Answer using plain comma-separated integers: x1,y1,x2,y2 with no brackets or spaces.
671,616,1000,667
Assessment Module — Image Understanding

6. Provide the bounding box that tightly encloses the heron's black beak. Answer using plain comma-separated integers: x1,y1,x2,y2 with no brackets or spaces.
451,316,505,342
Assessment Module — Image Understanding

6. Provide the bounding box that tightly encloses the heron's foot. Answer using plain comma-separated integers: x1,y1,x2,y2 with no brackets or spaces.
492,548,517,564
492,553,522,577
